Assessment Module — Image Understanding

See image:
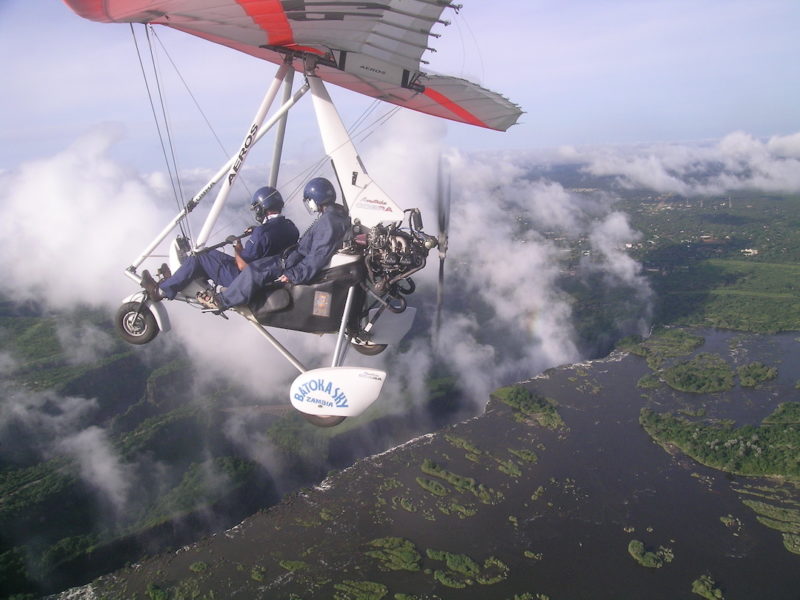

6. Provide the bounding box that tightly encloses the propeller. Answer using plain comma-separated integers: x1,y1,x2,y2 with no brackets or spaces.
435,156,451,339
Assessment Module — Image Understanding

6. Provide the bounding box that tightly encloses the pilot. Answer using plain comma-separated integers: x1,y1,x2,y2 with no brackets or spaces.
141,186,299,302
197,177,350,311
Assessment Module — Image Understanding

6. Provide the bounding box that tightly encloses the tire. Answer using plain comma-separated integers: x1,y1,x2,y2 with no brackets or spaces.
115,301,159,345
301,413,347,428
351,340,388,356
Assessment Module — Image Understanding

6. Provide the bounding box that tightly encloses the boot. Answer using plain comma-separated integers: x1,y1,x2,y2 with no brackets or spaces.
140,270,163,302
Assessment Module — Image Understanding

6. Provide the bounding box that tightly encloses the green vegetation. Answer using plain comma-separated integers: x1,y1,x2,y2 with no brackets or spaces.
496,458,522,478
279,560,309,571
619,328,704,369
494,385,564,428
737,362,778,387
365,537,421,572
719,515,738,528
425,549,509,588
764,402,800,424
636,372,662,389
626,539,673,568
333,580,388,600
661,353,734,393
740,499,800,554
188,561,208,573
445,434,482,455
691,573,724,599
416,477,447,496
784,534,800,554
508,448,538,463
420,459,504,505
640,407,800,478
436,500,477,518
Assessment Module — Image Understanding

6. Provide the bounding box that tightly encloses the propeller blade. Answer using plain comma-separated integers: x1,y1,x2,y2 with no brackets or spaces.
434,156,451,341
436,157,451,250
436,253,445,335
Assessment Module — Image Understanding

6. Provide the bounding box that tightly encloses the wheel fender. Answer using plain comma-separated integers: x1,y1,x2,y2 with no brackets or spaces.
290,367,385,417
122,292,171,333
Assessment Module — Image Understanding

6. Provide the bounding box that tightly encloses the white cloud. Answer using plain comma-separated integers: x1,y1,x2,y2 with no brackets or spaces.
0,351,16,376
0,386,98,441
56,322,116,365
582,131,800,195
59,426,133,512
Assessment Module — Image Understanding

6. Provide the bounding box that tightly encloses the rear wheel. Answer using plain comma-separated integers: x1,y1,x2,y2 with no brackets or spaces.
300,413,347,428
351,340,388,356
115,301,159,345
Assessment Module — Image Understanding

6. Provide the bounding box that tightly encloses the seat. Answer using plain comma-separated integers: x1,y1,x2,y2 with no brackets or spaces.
249,253,366,333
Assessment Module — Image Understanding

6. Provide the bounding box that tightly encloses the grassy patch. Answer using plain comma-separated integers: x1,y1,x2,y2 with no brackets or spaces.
736,362,778,387
661,353,734,393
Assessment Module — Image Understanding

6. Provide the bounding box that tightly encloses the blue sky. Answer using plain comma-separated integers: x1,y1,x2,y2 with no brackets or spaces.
1,0,799,172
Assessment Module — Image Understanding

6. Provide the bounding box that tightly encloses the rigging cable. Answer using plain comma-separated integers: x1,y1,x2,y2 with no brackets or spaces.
150,29,232,164
150,27,255,242
144,25,191,238
130,24,189,239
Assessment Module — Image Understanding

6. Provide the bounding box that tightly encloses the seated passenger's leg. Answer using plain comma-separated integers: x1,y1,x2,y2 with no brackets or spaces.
159,255,206,300
197,250,240,287
219,257,281,308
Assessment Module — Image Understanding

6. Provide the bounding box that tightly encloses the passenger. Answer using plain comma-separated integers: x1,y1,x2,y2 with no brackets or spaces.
197,177,350,310
141,187,299,302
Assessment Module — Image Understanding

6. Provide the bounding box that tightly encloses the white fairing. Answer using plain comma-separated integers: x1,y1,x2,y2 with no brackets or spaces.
308,76,405,228
291,367,386,417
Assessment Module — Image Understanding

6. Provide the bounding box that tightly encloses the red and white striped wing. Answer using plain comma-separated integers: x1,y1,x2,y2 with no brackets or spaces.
63,0,521,131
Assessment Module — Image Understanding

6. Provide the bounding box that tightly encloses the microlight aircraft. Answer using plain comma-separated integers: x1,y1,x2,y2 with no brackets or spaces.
64,0,521,426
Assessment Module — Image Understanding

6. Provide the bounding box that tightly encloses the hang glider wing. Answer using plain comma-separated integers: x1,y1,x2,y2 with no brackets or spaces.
62,0,522,131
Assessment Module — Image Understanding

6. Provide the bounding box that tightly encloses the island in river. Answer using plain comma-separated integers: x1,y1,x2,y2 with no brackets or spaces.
55,327,800,600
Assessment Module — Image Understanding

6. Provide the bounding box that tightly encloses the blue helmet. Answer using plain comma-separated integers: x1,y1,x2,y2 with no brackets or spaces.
251,186,284,222
303,177,336,213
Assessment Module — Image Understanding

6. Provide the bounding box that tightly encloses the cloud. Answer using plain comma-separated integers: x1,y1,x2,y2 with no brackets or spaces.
58,426,133,512
0,385,98,445
0,351,16,376
0,125,168,306
585,211,645,287
582,131,800,195
56,322,116,366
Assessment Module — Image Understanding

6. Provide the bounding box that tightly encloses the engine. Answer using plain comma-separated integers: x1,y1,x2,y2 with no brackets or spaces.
354,209,438,296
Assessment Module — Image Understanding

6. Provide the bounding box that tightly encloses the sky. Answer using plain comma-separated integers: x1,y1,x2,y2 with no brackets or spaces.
1,0,799,172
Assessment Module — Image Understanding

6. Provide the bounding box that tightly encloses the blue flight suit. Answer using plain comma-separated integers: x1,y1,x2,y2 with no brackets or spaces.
219,204,350,308
159,216,299,300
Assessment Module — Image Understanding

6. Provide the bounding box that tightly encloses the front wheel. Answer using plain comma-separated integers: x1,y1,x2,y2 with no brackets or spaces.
115,301,159,345
301,413,347,428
